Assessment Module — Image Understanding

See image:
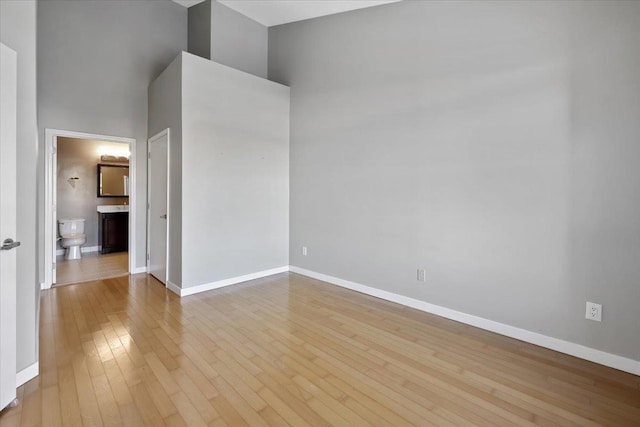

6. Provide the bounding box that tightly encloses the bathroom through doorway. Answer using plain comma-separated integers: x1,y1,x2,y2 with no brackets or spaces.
43,129,137,288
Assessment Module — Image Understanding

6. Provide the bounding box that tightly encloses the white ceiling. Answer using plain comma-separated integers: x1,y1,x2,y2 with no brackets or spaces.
172,0,400,27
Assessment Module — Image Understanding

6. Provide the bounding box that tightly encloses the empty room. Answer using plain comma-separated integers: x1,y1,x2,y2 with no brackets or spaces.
0,0,639,425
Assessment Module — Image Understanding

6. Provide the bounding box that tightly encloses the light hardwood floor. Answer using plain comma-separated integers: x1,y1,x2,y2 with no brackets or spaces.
1,273,639,426
55,252,128,286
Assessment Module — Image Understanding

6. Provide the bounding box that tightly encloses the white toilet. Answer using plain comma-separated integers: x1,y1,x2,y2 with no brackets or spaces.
58,218,86,260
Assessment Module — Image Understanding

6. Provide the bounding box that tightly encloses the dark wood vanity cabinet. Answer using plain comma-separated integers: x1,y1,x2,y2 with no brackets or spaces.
100,212,128,254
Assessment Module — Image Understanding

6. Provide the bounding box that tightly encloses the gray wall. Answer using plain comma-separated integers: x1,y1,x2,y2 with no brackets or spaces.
0,0,38,373
186,1,267,78
148,54,183,286
56,137,129,249
269,0,640,361
211,1,267,78
181,53,289,287
38,0,187,277
188,0,211,60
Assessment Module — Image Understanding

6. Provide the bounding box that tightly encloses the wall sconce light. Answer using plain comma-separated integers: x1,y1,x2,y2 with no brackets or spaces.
98,146,130,162
67,176,80,189
100,154,129,162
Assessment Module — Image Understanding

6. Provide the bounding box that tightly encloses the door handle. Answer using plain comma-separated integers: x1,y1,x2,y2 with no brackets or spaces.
160,214,167,219
1,238,21,251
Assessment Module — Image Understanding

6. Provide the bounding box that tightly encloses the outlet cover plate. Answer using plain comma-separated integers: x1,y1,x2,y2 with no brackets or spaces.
585,301,602,322
417,269,426,282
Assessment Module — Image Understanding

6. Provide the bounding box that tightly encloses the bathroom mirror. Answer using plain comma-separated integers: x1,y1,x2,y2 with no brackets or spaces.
98,164,129,197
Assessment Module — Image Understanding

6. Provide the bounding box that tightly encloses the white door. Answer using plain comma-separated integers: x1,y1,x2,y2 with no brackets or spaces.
0,43,18,409
147,130,169,285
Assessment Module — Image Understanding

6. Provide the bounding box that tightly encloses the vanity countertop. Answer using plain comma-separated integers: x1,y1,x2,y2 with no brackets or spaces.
97,205,129,214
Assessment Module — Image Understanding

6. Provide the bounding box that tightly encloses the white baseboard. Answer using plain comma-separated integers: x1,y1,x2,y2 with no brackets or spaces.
169,266,290,297
132,266,147,274
16,362,38,387
55,245,100,256
166,280,181,296
289,266,640,376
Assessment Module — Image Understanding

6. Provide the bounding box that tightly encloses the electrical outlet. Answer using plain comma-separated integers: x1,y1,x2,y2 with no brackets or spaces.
302,246,307,256
417,269,426,282
585,302,602,322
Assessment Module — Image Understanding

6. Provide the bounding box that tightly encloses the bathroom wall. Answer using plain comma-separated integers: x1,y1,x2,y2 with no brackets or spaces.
56,137,128,251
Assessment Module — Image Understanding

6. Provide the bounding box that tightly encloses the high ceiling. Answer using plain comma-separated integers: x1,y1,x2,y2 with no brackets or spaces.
172,0,400,27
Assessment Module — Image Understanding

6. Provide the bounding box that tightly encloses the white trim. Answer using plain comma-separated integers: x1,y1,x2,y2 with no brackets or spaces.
128,133,138,280
132,266,148,275
16,362,38,387
169,266,290,297
289,266,640,376
44,129,137,290
43,129,54,289
147,129,170,286
55,245,100,256
166,280,182,296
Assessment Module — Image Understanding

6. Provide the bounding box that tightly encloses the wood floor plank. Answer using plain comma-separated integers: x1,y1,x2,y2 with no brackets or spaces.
55,252,128,286
71,353,104,426
90,374,123,426
2,272,638,427
171,368,219,423
17,379,41,427
129,382,166,426
55,363,83,427
40,385,62,427
209,393,250,427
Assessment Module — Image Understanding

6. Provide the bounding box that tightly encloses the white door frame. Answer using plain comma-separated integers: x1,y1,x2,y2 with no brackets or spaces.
43,128,137,289
147,128,170,286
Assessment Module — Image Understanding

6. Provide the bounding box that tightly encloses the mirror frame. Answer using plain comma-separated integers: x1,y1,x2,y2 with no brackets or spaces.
97,163,130,198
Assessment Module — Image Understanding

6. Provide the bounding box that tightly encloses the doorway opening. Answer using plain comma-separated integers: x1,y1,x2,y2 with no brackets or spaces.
43,129,137,288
